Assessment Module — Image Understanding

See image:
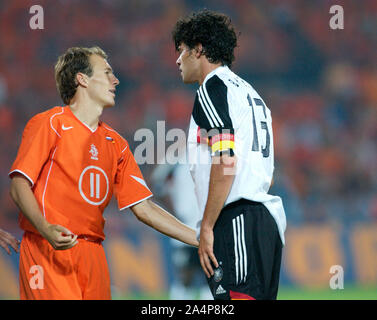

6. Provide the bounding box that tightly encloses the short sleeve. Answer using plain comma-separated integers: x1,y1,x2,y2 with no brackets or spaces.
9,113,58,186
194,75,235,156
115,146,153,210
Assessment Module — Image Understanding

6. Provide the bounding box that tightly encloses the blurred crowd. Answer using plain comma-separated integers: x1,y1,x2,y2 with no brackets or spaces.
0,0,376,232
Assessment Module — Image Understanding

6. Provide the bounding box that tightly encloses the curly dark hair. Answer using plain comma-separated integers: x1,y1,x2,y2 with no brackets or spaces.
172,9,238,67
54,46,107,104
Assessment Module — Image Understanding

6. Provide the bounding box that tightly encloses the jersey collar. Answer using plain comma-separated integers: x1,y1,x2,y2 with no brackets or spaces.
65,106,100,134
202,65,229,86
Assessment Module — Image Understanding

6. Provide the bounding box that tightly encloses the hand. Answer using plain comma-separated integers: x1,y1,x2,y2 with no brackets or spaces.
40,223,78,250
198,226,219,278
0,228,20,255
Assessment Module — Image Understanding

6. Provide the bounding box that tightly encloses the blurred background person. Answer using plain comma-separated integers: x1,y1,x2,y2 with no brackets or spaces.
151,144,213,300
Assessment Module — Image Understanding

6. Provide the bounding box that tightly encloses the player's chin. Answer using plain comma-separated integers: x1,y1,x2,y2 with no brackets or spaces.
181,72,197,84
104,100,116,108
182,76,195,84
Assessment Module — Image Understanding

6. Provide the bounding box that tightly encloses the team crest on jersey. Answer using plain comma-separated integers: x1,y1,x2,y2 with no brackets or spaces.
89,144,99,160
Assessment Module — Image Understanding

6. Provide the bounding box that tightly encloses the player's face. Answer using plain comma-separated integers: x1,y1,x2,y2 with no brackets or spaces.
176,43,200,84
86,54,119,108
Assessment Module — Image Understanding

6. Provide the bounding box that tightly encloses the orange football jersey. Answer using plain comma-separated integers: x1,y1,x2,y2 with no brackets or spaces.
9,106,152,240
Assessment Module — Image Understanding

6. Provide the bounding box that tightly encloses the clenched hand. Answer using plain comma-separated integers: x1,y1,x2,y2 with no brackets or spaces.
40,224,78,250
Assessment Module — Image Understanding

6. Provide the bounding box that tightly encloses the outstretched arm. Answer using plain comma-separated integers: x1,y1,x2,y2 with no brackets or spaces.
130,199,199,247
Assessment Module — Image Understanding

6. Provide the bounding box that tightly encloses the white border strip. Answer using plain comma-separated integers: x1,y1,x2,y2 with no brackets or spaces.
119,194,153,211
42,147,57,217
240,214,247,283
50,107,64,138
130,175,151,192
121,145,128,153
232,218,239,285
236,216,243,283
8,169,34,187
103,123,126,142
81,120,97,133
233,214,248,285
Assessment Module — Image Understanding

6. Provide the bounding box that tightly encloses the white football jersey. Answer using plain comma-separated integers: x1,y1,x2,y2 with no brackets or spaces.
187,66,286,244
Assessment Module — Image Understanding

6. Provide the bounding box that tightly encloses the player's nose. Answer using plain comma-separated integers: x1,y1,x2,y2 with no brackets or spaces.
113,75,120,86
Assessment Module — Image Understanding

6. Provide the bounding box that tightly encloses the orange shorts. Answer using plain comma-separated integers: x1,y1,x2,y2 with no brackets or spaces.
19,232,111,300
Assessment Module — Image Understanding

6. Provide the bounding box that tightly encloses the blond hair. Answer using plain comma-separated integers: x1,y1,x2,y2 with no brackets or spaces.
54,46,108,104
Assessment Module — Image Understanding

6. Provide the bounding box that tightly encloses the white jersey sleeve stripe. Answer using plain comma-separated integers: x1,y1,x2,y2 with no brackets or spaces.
198,87,221,127
197,89,216,127
198,86,220,127
201,83,224,127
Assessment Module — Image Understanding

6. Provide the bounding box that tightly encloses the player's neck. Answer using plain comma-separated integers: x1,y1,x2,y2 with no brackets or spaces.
198,61,222,85
68,101,103,130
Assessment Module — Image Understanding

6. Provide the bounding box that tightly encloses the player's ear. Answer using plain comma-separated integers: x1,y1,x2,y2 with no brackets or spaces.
194,43,204,58
76,72,89,88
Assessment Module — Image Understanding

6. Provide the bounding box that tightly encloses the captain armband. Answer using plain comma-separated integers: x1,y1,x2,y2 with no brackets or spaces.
209,131,235,157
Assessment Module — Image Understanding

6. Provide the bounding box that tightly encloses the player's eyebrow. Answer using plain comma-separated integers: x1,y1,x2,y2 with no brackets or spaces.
105,67,113,72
